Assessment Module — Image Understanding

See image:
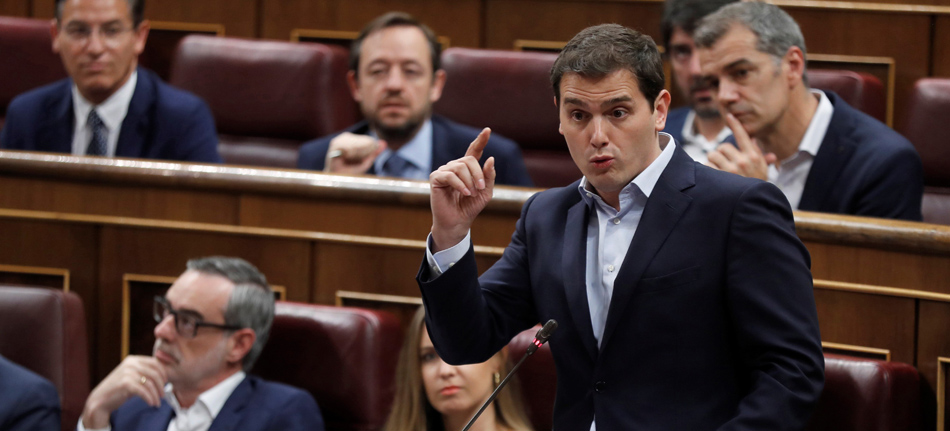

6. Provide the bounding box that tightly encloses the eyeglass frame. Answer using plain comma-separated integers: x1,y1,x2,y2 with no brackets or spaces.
153,296,243,338
58,21,139,47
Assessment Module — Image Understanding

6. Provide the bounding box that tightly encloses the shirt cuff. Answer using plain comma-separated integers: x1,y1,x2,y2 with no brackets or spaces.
78,417,110,431
425,231,471,279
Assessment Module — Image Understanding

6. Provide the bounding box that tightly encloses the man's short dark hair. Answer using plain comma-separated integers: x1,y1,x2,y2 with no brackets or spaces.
660,0,738,49
551,24,665,110
349,12,441,75
55,0,146,27
186,256,273,372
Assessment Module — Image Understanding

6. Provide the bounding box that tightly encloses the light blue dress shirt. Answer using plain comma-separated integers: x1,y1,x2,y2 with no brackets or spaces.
370,119,433,180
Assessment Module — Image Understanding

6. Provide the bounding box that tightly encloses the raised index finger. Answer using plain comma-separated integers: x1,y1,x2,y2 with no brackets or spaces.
723,113,758,155
465,128,492,160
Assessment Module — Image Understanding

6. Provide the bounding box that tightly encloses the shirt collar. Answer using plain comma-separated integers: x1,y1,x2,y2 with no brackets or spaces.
796,89,834,159
164,371,246,420
372,118,433,173
681,110,733,149
71,70,138,133
578,132,676,208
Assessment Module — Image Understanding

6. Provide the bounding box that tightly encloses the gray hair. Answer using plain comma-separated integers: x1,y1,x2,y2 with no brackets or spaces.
187,256,274,372
694,2,808,81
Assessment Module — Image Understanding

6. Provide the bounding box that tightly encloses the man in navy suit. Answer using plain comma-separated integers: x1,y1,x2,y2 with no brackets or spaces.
660,0,738,162
0,0,220,163
78,257,323,431
418,24,824,430
694,2,923,220
296,12,532,187
0,355,61,431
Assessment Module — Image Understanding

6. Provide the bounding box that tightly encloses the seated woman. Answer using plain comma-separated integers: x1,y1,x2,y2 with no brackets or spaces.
384,307,534,431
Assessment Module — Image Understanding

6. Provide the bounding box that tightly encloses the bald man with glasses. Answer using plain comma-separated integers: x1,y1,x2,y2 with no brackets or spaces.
78,257,324,431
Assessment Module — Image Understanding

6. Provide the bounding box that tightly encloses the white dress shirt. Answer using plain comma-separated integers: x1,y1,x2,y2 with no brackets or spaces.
371,119,433,180
679,110,733,164
79,371,246,431
70,71,138,157
767,89,834,209
424,133,677,431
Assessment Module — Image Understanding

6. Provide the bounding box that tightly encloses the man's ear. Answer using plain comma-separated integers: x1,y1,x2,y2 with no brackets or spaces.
50,19,61,54
784,46,806,89
346,70,361,102
654,89,671,131
429,69,447,103
133,19,150,56
555,96,564,135
226,329,256,366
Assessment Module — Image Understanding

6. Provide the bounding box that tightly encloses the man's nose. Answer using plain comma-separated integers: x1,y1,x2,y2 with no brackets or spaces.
589,116,609,148
687,53,702,77
154,314,177,340
384,69,406,90
85,29,107,53
718,79,739,104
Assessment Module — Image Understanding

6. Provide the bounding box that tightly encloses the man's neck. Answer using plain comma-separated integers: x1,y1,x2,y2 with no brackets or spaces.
172,368,241,409
757,87,820,161
694,114,726,142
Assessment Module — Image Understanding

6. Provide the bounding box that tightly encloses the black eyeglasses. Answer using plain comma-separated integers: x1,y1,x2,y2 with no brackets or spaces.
153,296,242,338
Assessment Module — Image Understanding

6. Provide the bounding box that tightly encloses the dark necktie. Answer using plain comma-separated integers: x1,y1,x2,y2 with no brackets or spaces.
382,153,410,178
86,109,107,156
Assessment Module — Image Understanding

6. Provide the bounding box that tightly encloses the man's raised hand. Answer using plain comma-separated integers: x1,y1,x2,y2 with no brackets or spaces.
429,128,496,252
706,113,777,180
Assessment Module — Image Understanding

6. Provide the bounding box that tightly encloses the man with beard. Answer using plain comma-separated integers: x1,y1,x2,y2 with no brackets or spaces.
694,2,923,220
296,12,533,187
77,257,323,431
660,0,737,164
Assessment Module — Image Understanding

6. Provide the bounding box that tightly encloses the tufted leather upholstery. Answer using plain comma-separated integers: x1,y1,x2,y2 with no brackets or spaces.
0,285,89,431
808,69,887,123
169,36,359,168
901,78,950,225
806,353,920,431
0,17,68,125
251,302,402,431
436,47,580,188
508,331,920,431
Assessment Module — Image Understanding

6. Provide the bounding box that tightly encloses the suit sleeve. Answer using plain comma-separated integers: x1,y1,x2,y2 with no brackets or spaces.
850,144,924,221
266,391,324,431
6,377,61,431
719,181,825,431
0,96,29,150
177,100,222,163
417,194,540,365
296,138,331,170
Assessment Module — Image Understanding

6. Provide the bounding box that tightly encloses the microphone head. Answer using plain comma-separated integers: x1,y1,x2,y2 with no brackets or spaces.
536,319,558,343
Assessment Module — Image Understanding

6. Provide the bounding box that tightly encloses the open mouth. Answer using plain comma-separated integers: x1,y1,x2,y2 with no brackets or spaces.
591,156,614,169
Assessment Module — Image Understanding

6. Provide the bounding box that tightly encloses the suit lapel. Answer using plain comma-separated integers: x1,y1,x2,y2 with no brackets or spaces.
37,81,74,153
600,147,695,350
562,197,599,362
429,116,454,169
207,376,254,431
115,68,151,158
798,93,854,212
140,402,175,431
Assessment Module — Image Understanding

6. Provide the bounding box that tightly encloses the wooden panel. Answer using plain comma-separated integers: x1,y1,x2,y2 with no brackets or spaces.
920,301,950,431
0,218,99,378
312,240,502,305
808,54,895,126
31,0,54,18
336,290,421,332
0,0,31,16
935,16,950,77
96,225,312,379
238,195,520,248
141,21,224,81
261,0,481,47
813,289,916,363
785,7,931,132
485,0,663,50
807,241,950,293
0,176,240,224
143,0,255,38
0,264,69,290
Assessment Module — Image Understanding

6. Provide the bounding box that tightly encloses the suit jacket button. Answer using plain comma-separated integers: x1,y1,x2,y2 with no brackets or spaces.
595,381,605,392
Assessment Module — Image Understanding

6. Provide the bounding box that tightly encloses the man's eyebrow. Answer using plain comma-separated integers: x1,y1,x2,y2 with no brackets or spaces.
562,97,586,107
176,307,206,321
723,58,754,70
601,96,632,107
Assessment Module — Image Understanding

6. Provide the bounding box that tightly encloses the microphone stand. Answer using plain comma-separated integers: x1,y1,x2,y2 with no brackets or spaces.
461,320,557,431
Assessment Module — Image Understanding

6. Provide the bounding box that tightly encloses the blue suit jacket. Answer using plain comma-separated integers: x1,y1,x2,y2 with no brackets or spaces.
664,106,736,150
0,67,221,163
798,91,923,220
108,375,323,431
418,145,824,430
0,355,61,431
296,115,534,187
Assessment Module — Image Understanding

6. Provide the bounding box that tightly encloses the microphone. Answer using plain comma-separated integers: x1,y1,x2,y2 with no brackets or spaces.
461,320,558,431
